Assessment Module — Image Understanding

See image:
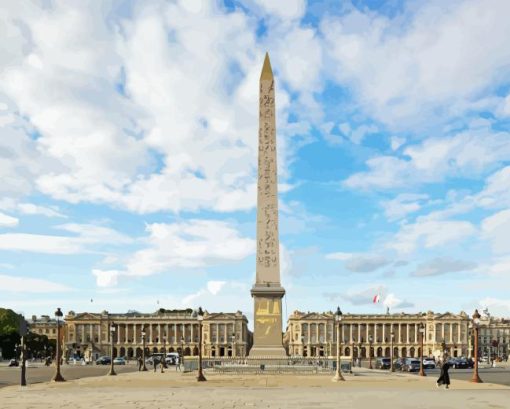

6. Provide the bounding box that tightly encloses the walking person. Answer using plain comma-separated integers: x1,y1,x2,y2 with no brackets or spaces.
153,357,158,372
175,356,181,372
436,360,451,389
137,355,143,371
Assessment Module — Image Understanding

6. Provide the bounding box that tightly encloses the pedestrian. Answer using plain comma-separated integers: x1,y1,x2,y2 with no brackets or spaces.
137,355,143,371
436,360,451,389
175,356,181,371
153,357,158,372
160,359,165,373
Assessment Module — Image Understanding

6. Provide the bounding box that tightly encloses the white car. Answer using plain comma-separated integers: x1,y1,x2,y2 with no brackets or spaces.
423,358,436,369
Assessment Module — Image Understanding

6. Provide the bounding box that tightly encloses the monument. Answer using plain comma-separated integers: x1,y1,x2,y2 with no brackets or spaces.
249,53,287,357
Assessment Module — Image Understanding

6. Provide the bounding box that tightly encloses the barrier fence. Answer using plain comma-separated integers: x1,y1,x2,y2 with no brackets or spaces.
183,356,352,375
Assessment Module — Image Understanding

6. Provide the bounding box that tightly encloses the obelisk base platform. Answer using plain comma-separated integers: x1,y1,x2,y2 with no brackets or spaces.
249,285,287,358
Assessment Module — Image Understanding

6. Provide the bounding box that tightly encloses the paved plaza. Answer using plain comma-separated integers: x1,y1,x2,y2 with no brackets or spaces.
1,368,509,409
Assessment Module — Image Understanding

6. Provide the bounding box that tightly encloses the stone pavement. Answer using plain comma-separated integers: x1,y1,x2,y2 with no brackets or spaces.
1,369,508,409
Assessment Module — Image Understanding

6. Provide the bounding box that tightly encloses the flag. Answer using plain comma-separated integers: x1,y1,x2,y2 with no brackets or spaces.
373,294,380,303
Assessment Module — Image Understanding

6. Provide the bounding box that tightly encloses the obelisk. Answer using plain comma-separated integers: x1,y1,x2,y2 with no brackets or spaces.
249,53,287,357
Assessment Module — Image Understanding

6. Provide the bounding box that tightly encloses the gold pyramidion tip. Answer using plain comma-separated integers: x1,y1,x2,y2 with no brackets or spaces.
260,52,273,81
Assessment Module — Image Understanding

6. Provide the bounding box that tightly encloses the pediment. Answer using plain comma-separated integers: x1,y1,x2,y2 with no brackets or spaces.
72,312,101,321
206,313,236,321
435,312,462,320
299,313,331,321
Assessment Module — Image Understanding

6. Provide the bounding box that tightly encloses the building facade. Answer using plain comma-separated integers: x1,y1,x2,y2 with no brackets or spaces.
477,313,509,359
285,310,473,360
28,315,64,342
64,309,251,361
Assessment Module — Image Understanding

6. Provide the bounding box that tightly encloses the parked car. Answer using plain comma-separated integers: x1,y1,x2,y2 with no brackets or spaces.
375,357,391,369
146,353,165,366
402,358,421,372
393,358,406,371
113,357,126,365
8,359,19,367
423,358,436,369
96,356,111,365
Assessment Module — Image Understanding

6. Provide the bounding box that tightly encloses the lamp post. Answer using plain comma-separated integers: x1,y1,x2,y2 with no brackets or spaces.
351,338,355,369
162,335,167,368
390,331,395,372
368,335,373,369
332,306,345,381
301,335,305,357
471,309,483,383
358,342,362,367
419,323,426,377
194,307,206,381
181,336,185,367
141,328,147,371
108,323,116,376
52,308,65,382
231,332,236,358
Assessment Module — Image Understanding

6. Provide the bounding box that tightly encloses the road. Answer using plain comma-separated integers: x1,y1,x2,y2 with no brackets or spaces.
0,363,139,388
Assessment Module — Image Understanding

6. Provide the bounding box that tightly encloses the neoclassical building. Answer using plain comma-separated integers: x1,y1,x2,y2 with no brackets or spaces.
64,308,251,361
28,315,65,342
478,313,510,358
284,310,473,360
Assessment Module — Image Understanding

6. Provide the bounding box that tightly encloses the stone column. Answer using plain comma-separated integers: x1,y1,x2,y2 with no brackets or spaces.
450,323,453,343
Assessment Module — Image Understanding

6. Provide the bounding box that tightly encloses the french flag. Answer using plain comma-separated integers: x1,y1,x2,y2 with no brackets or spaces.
373,294,381,303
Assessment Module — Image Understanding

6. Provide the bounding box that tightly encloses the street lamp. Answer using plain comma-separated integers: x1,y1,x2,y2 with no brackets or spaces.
368,335,373,370
162,335,167,368
351,338,355,369
419,323,426,377
358,342,362,367
181,335,185,367
390,331,395,372
231,332,236,358
108,323,116,376
141,328,148,371
332,306,345,382
471,309,483,383
52,308,65,382
194,307,206,381
301,335,305,357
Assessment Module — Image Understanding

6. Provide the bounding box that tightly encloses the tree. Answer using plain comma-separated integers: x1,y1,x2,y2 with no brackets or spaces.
0,308,22,359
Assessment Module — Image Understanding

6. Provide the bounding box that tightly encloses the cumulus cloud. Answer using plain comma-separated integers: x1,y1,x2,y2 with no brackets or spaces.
0,212,19,227
412,258,477,277
383,293,414,310
389,219,477,255
327,252,390,273
381,193,429,222
481,209,510,254
342,285,387,306
322,0,510,128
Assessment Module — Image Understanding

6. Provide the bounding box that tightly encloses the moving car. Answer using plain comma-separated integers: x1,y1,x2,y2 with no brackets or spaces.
8,359,19,367
165,352,180,365
393,357,405,371
96,356,111,365
402,358,421,372
113,357,126,365
375,357,391,369
423,358,436,369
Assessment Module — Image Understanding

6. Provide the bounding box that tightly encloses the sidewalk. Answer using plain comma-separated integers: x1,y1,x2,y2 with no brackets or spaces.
1,368,508,409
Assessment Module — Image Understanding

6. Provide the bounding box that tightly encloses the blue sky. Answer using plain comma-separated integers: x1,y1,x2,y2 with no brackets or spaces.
1,0,510,326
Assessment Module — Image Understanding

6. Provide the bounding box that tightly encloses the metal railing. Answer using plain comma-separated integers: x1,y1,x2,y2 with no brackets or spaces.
182,356,352,375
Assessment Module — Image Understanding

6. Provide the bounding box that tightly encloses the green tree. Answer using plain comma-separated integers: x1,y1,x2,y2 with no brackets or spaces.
0,308,20,335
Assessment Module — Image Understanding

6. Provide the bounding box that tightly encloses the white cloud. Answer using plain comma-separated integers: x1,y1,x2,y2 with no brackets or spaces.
381,193,428,222
390,136,405,151
18,203,66,218
478,298,510,318
92,269,120,288
207,280,226,295
383,293,414,310
0,223,131,254
253,0,306,20
123,220,255,277
344,128,510,190
412,257,477,277
326,252,353,261
342,284,387,306
0,212,19,227
322,1,510,127
481,209,510,254
0,274,72,293
389,219,477,254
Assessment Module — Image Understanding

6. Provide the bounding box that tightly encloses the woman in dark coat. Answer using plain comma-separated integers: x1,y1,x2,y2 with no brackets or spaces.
436,361,451,389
